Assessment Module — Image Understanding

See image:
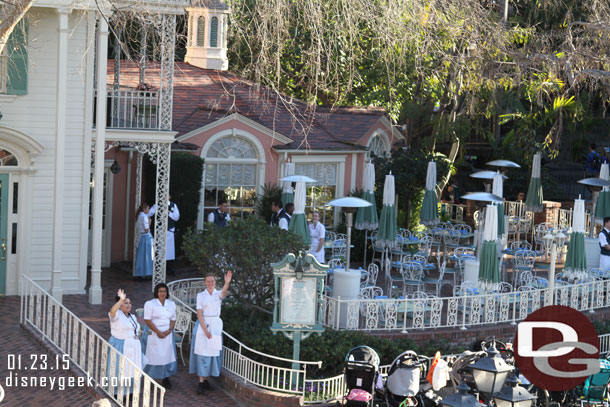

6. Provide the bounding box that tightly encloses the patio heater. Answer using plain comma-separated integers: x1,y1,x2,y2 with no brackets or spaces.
577,177,610,237
470,171,507,193
327,197,372,273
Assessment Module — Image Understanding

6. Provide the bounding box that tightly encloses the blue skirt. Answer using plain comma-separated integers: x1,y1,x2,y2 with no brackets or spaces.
134,234,154,277
141,325,178,379
189,321,222,377
107,336,144,394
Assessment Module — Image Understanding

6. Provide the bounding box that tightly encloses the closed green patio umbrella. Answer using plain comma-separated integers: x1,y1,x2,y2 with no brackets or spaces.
288,180,311,246
356,162,378,230
525,153,544,212
478,204,500,291
595,163,610,220
420,161,439,226
564,197,587,281
492,172,505,237
377,173,397,249
281,162,295,206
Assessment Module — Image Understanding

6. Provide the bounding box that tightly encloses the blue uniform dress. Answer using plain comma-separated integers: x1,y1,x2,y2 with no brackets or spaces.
141,299,178,378
134,212,154,277
189,289,223,377
108,311,145,392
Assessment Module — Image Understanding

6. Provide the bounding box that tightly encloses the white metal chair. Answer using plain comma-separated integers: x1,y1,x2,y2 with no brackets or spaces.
400,262,424,296
173,309,192,366
422,257,448,296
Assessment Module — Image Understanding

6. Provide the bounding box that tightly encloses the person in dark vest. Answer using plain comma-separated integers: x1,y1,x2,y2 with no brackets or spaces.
285,203,294,225
207,199,230,227
599,217,610,270
148,195,180,275
270,200,290,231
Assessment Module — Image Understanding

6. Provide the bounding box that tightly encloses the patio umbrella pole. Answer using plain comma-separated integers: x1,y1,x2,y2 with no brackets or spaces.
363,230,368,269
346,212,353,272
548,242,557,306
590,190,599,238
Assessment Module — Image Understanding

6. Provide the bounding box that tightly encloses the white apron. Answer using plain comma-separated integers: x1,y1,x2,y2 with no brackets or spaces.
143,299,176,365
194,289,223,357
601,254,610,271
109,312,144,378
309,222,326,264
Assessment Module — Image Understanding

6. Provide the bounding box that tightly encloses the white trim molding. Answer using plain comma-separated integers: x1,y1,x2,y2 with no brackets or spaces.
0,125,44,170
177,112,294,145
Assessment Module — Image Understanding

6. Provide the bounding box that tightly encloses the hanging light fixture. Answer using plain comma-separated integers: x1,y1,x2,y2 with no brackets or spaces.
469,342,514,395
110,147,121,175
492,374,537,407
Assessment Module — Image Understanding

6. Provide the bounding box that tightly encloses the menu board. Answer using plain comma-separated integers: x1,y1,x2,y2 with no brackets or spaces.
280,277,317,326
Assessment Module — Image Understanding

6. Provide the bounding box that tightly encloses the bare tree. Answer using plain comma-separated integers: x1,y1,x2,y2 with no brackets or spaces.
0,0,33,54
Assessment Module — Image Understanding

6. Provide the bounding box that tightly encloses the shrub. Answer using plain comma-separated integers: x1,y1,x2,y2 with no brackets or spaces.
182,216,307,316
255,183,283,222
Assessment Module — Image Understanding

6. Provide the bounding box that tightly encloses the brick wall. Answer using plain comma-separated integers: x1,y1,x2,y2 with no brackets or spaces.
217,369,304,407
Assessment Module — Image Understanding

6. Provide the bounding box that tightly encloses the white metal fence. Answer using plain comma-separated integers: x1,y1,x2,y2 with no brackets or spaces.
20,276,165,407
95,87,160,130
167,280,326,403
440,203,465,222
323,279,610,331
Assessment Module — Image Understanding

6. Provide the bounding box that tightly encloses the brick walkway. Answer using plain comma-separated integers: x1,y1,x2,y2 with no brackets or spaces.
0,296,96,407
1,263,244,407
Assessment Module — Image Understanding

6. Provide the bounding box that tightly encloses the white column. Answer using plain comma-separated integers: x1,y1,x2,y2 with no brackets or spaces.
89,16,108,304
124,151,133,261
132,152,142,275
152,143,170,289
50,9,70,302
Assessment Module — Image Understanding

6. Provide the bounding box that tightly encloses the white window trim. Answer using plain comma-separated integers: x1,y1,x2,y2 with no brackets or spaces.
367,130,391,159
291,155,346,226
198,128,266,229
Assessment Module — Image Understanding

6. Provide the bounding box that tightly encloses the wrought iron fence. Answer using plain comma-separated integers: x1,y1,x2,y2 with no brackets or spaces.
94,87,160,130
20,276,165,407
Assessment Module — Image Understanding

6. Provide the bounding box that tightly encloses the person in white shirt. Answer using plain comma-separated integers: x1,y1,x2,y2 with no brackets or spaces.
107,289,144,395
308,211,326,263
134,203,153,279
149,195,180,273
207,199,231,227
270,200,290,231
599,217,610,270
142,283,177,389
189,270,232,394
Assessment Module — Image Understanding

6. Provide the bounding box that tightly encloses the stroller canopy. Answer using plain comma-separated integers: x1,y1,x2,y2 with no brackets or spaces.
345,346,381,368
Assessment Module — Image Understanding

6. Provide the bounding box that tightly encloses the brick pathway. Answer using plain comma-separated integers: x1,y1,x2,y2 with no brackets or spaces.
0,296,96,407
0,263,244,407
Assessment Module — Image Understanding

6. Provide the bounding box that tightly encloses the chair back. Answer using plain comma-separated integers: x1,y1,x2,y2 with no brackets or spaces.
359,286,384,299
412,254,427,264
174,309,191,335
510,241,532,251
328,258,344,269
400,262,424,282
453,224,472,234
514,250,536,268
367,263,379,286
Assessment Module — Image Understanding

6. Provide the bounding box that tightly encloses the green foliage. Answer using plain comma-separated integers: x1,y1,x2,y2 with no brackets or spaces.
256,183,283,223
222,303,458,378
170,153,204,256
182,216,306,313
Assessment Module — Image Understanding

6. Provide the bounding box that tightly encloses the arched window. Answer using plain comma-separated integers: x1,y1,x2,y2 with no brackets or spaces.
368,134,389,158
210,17,218,47
204,135,259,219
197,16,205,47
0,147,18,166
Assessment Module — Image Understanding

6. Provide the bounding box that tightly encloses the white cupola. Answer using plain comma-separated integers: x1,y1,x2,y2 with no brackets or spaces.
185,0,230,70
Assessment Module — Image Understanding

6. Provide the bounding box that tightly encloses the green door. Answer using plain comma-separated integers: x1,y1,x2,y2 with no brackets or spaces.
0,174,8,294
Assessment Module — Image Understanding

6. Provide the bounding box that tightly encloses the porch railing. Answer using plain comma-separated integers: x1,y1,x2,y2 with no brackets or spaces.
94,87,160,130
167,280,325,404
322,279,610,331
20,275,165,407
440,203,466,222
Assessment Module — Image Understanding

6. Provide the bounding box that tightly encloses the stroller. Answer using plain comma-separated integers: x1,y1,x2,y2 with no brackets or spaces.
580,358,610,407
385,351,439,407
342,346,381,407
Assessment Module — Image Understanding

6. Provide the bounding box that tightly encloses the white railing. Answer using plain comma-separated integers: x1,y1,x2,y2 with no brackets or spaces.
600,333,610,355
322,279,610,331
558,208,592,230
94,87,160,130
167,280,326,404
440,203,466,222
20,276,165,407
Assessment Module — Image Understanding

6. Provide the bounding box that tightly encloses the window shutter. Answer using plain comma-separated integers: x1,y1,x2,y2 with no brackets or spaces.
210,17,218,47
6,20,28,95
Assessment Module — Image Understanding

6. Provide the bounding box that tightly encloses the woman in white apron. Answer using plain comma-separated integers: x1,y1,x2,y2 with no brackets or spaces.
134,203,154,279
108,289,145,394
142,283,177,389
309,211,326,263
189,270,232,394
